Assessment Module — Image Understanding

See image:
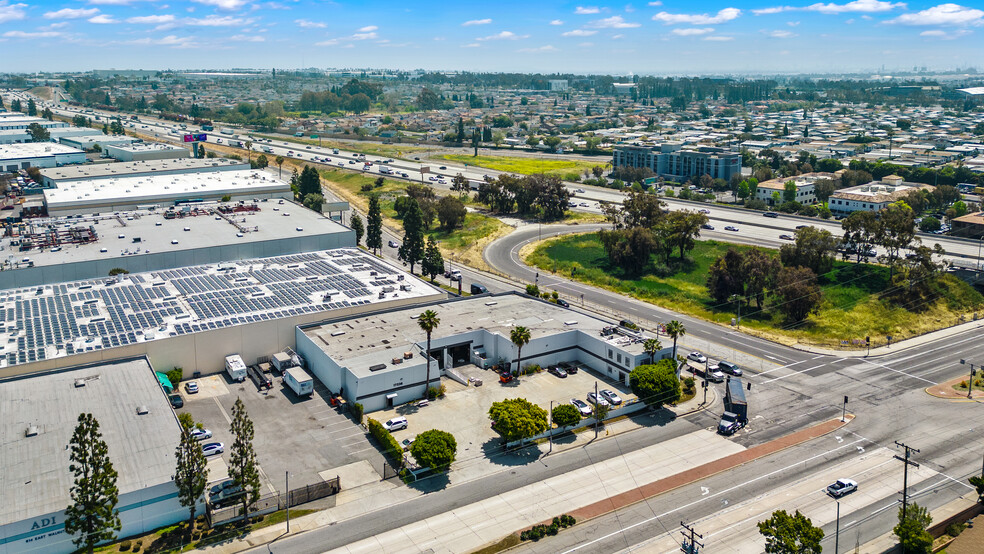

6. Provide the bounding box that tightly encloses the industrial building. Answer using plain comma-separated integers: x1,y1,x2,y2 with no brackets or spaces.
296,292,669,412
828,175,933,216
0,112,68,131
0,357,186,554
612,143,741,182
0,247,443,379
58,134,136,151
754,172,837,206
43,168,288,216
40,158,247,188
0,143,86,172
104,143,190,162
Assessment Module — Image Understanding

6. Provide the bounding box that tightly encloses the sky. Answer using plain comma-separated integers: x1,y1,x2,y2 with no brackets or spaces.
0,1,982,75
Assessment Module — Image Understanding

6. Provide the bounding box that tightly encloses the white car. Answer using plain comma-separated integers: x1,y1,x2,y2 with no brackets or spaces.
827,478,858,497
571,398,592,416
189,428,212,441
383,416,408,431
600,389,623,406
201,442,224,457
687,351,707,364
586,392,610,408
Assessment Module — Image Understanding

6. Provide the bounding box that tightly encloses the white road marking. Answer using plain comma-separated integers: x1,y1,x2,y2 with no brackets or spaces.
760,364,826,384
858,359,936,385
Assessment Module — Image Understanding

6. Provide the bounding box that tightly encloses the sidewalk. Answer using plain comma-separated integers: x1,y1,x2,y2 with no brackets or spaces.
926,374,984,400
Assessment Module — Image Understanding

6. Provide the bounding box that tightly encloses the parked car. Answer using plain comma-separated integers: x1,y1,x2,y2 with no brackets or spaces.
383,416,408,431
724,226,739,232
717,360,743,377
600,389,622,406
547,366,568,378
687,351,707,364
586,392,610,408
559,362,579,374
209,480,242,506
169,394,184,409
190,428,212,441
201,442,224,457
827,478,858,497
184,381,199,394
571,398,592,416
401,436,415,451
470,283,489,295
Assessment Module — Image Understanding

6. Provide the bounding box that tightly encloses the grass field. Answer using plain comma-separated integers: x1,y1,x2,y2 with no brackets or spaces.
438,154,604,178
525,233,984,347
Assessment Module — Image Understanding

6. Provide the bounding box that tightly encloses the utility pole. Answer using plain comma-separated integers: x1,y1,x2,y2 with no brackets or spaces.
285,470,290,533
834,500,840,554
548,400,553,454
594,381,600,439
680,521,703,554
842,395,848,422
961,359,977,399
894,441,920,521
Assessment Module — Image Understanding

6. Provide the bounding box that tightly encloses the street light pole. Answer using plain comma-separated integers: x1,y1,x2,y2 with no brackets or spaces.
834,500,840,554
962,359,977,399
548,400,553,454
285,470,290,533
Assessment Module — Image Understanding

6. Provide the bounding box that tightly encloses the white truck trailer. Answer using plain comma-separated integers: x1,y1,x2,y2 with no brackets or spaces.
225,354,247,382
284,366,314,397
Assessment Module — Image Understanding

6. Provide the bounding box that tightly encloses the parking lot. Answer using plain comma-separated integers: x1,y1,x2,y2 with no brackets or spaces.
372,363,635,478
175,369,384,494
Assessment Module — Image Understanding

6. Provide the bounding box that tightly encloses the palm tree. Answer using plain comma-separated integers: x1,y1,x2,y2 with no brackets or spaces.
643,338,662,365
665,320,685,361
275,155,285,178
510,326,532,377
418,310,440,399
244,140,253,163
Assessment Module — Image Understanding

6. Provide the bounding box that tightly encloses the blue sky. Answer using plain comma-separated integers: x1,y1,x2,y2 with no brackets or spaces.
1,1,982,74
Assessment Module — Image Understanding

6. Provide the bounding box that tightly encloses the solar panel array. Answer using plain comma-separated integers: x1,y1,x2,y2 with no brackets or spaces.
0,248,411,368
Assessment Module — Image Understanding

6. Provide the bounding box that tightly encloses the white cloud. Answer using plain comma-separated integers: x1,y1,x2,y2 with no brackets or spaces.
4,30,63,38
462,18,492,26
611,33,625,39
587,15,640,28
41,22,68,30
550,19,564,25
889,4,984,26
920,28,972,37
562,29,597,36
476,30,528,40
191,0,249,10
351,31,377,40
358,25,378,32
575,6,600,14
186,15,250,26
44,8,99,19
805,1,906,14
88,0,155,4
0,1,26,24
295,19,326,28
127,15,176,24
578,41,594,46
704,35,734,40
653,7,741,25
517,44,558,52
88,14,118,24
766,29,797,37
647,1,662,5
462,42,480,47
672,27,715,35
787,20,801,26
752,7,791,14
625,4,635,13
316,38,339,46
229,34,264,41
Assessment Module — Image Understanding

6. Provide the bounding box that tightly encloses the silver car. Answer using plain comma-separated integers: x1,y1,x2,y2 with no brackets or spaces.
600,389,622,406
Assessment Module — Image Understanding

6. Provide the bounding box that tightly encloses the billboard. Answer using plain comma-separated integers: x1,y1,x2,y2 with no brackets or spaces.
183,133,207,143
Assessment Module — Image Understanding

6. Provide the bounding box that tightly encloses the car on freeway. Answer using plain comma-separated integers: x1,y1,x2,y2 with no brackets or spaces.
764,212,779,218
717,360,743,377
702,224,715,230
414,157,420,160
383,416,408,431
795,224,808,229
190,428,212,441
348,160,356,164
579,202,589,207
586,392,610,408
827,478,858,497
201,442,224,457
780,234,795,240
184,381,199,394
571,398,592,416
439,166,447,170
699,209,710,214
388,240,400,248
575,188,585,193
569,201,578,207
600,389,622,406
724,226,739,232
169,394,183,409
547,366,568,378
687,351,707,364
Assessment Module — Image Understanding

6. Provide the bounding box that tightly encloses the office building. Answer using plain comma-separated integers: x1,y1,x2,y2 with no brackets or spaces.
612,143,741,182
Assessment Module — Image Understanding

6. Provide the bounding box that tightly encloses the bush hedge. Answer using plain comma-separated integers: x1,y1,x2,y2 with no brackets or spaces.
366,418,403,466
351,402,364,424
520,514,576,541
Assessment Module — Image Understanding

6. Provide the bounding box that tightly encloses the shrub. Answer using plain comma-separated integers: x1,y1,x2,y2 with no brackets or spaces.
360,183,373,192
366,418,403,465
520,515,577,541
426,386,443,400
960,380,969,389
946,522,966,537
120,540,132,551
351,402,364,424
166,367,183,386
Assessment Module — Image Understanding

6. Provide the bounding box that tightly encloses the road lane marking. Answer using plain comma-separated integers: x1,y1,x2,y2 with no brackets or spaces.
760,364,826,384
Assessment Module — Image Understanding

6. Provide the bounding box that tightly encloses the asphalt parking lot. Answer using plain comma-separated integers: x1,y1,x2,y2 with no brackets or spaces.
175,370,384,493
373,363,635,476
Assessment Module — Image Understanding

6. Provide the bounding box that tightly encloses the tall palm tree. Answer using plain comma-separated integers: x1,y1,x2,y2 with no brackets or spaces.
418,310,440,399
643,338,662,365
665,320,685,361
275,155,285,179
510,326,531,377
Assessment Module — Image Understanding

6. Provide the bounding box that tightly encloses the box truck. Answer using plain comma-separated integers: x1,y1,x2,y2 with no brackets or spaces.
225,354,247,382
284,366,314,397
718,378,748,435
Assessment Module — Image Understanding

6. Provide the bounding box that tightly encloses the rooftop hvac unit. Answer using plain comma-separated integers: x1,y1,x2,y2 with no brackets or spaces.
25,425,38,437
74,379,86,388
136,406,149,415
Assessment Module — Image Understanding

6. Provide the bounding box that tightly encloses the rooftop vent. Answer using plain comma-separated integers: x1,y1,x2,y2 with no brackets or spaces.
368,363,387,372
330,330,346,337
25,425,38,438
136,405,149,415
74,379,86,388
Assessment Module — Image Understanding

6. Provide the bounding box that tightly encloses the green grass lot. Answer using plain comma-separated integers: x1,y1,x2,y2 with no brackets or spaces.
438,154,604,179
525,233,984,347
254,133,430,159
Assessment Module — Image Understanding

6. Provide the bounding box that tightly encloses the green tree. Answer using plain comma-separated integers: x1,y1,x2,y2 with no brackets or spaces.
737,180,751,202
893,503,933,554
65,413,122,554
660,321,685,364
409,429,457,471
421,236,445,281
450,173,470,197
813,179,837,204
842,210,882,263
297,165,321,199
629,359,681,408
27,122,50,142
488,398,548,442
303,193,324,212
275,155,285,178
418,309,440,398
27,98,36,116
643,338,662,364
757,509,824,554
42,107,54,120
665,210,708,261
366,194,383,254
969,474,984,503
244,140,253,162
436,195,466,231
174,417,209,535
229,398,261,524
11,98,21,112
953,200,969,218
510,326,532,376
350,213,365,246
779,226,839,276
598,227,656,277
918,216,941,232
551,403,581,428
783,181,797,203
255,154,269,169
398,198,426,273
775,266,822,322
880,200,917,276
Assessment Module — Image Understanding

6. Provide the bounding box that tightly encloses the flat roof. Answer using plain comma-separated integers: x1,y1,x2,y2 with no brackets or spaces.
0,142,83,159
0,357,180,523
40,158,246,183
44,169,287,210
106,143,188,153
4,200,346,268
302,293,648,378
0,248,438,369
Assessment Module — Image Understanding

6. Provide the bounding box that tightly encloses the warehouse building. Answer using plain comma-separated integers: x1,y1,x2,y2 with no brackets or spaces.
0,143,86,172
58,134,136,151
296,293,670,412
828,175,933,216
40,158,247,188
0,113,68,132
104,143,190,162
0,357,186,554
0,248,443,380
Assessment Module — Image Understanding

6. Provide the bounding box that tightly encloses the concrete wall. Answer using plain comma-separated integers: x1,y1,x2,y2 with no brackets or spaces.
0,231,355,289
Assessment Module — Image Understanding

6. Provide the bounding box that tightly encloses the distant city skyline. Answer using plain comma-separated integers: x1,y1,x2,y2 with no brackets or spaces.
0,1,982,74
